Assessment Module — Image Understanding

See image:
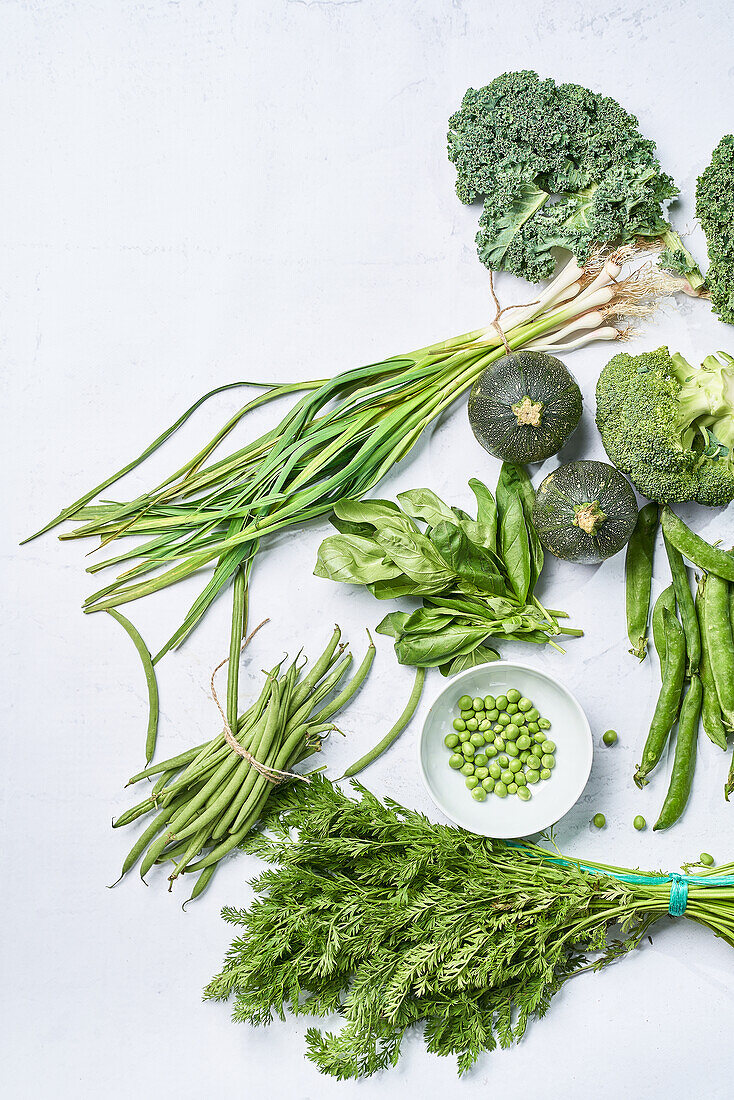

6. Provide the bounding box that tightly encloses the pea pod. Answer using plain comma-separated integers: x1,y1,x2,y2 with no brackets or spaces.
696,580,728,751
663,531,700,674
654,674,702,831
625,502,658,660
660,507,734,581
651,584,676,664
701,572,734,730
634,607,686,789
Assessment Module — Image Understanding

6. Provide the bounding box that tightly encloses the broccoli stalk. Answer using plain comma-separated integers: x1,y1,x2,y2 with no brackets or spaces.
596,347,734,507
448,71,704,292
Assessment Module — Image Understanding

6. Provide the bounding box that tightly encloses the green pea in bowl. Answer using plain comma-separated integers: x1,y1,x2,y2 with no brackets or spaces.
418,661,593,838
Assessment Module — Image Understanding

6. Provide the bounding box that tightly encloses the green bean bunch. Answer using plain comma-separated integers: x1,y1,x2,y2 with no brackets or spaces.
113,626,374,901
633,508,734,823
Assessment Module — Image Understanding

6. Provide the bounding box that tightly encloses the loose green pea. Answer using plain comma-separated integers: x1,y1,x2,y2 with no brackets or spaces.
482,777,495,792
466,718,478,731
462,742,475,758
516,734,531,751
479,719,490,731
498,754,509,767
602,729,618,746
474,753,488,768
472,697,484,712
533,733,546,745
526,708,540,723
449,754,463,769
507,782,518,795
492,724,503,735
466,775,479,789
495,695,508,711
540,768,551,781
527,721,539,734
506,702,519,715
526,754,541,771
458,695,473,710
541,740,556,754
458,730,470,743
592,813,606,829
452,718,466,732
495,781,508,798
508,757,522,773
486,708,499,721
500,769,513,785
475,766,489,781
460,762,475,777
700,852,715,866
518,697,532,712
460,710,473,721
470,732,485,747
505,741,519,758
519,751,530,764
471,786,487,801
485,745,498,759
514,771,527,787
506,688,521,704
541,754,555,770
525,769,540,784
505,724,520,741
633,815,646,831
537,717,551,730
493,737,505,752
488,763,501,780
497,713,511,727
517,786,531,801
483,695,496,710
444,733,459,749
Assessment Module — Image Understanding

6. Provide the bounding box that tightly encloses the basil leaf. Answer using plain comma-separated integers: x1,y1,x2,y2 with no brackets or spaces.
431,520,505,595
314,534,403,584
499,494,531,603
496,464,544,594
466,478,499,551
369,576,422,600
394,622,490,667
373,522,455,590
375,611,411,640
439,644,500,677
396,488,455,528
332,498,405,530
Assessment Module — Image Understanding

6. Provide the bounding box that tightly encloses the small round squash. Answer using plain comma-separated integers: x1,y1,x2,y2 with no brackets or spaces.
468,351,583,464
531,460,639,564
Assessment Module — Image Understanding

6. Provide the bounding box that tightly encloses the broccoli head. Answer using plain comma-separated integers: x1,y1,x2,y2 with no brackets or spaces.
595,346,734,507
448,71,703,288
696,134,734,324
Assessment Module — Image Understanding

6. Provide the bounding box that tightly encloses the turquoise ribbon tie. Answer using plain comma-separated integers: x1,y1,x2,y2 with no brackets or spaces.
667,873,689,916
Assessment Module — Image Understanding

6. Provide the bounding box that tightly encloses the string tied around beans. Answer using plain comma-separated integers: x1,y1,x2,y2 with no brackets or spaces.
210,618,312,786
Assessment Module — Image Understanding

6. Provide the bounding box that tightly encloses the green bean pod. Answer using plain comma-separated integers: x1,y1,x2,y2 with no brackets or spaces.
663,531,700,674
634,608,686,789
106,608,160,764
701,572,734,730
696,581,728,750
625,502,658,661
651,584,676,663
654,674,702,831
660,507,734,581
342,666,426,778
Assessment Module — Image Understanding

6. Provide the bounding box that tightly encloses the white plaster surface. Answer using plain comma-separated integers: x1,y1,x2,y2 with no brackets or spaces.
3,2,734,1096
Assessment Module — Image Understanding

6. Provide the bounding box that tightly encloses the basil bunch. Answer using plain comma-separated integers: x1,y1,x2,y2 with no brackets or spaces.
314,464,580,675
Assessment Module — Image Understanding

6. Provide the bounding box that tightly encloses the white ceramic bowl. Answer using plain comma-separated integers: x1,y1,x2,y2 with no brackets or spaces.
419,661,593,838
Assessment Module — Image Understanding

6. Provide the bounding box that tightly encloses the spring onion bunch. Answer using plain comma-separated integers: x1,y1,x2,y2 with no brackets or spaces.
29,246,681,661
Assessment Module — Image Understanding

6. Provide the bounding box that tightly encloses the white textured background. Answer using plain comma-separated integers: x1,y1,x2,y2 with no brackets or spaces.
3,2,734,1097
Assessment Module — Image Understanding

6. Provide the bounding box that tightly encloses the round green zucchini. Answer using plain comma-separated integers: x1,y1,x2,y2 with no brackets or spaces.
468,351,583,464
531,460,639,564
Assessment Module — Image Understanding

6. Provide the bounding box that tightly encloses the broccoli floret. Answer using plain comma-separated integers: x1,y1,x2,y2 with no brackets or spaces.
595,347,734,507
448,72,704,288
696,135,734,324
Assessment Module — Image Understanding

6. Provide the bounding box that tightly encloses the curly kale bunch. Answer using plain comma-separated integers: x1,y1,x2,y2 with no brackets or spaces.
697,134,734,324
448,71,702,288
596,346,734,507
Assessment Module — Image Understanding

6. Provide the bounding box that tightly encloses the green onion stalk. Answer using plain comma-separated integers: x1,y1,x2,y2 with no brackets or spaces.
27,246,681,752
